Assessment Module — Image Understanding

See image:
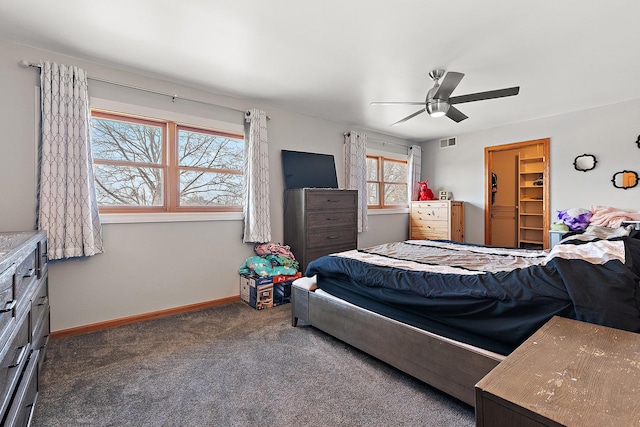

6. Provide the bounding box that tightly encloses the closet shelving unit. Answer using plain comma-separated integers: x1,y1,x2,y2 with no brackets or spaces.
518,156,546,249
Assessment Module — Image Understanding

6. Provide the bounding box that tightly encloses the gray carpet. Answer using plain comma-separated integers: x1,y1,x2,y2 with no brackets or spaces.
31,302,475,426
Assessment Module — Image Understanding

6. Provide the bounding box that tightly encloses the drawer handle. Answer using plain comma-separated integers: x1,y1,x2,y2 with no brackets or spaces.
8,345,28,369
37,295,49,307
0,300,16,313
38,335,50,350
40,336,50,350
23,268,35,278
326,217,339,221
326,199,340,203
327,236,340,240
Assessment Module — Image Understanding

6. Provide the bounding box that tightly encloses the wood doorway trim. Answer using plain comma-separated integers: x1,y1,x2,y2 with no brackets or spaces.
484,138,550,247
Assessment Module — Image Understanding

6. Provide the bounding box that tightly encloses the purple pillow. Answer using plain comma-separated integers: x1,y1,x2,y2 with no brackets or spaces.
556,208,592,231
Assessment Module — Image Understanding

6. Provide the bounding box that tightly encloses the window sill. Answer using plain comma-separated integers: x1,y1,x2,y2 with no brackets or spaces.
100,212,243,224
367,207,409,215
100,208,407,224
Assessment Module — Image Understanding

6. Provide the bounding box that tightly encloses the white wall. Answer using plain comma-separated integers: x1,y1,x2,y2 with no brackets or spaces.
0,39,411,331
422,100,640,244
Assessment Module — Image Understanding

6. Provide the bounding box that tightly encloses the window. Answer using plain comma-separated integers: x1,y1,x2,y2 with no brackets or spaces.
366,155,408,208
91,110,244,213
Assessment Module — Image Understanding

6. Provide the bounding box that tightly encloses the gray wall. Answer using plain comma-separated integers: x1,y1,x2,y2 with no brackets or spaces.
422,100,640,244
0,39,410,331
6,35,637,331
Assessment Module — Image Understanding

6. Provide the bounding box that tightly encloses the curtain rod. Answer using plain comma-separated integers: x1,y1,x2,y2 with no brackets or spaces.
343,132,415,150
20,60,270,120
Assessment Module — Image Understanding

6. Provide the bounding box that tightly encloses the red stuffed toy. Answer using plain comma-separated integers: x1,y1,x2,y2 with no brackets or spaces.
418,180,436,201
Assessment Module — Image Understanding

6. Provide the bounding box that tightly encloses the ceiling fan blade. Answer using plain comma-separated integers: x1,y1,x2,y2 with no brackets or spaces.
433,72,465,100
390,109,425,126
446,106,468,123
370,101,425,106
449,86,520,105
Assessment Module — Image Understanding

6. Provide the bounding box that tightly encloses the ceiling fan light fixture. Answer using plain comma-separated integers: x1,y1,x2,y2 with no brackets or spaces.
427,99,450,117
373,70,519,126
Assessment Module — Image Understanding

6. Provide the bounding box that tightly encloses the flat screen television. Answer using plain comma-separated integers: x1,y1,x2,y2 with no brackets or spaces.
281,150,339,189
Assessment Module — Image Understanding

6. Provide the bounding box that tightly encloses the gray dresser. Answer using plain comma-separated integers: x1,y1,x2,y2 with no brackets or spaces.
284,188,357,273
0,231,49,426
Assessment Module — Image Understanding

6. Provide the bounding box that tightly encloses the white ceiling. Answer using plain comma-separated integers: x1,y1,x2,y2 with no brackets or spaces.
2,0,640,142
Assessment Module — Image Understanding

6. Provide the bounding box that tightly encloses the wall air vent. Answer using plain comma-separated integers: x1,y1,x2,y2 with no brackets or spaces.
440,137,457,148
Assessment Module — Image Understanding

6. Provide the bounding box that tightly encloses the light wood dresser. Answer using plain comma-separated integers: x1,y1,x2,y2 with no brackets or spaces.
410,200,464,241
475,316,640,426
0,231,49,426
284,188,357,273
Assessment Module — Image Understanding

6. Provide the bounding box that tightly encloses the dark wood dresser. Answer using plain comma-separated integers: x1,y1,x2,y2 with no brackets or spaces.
284,188,357,273
475,316,640,426
0,231,49,426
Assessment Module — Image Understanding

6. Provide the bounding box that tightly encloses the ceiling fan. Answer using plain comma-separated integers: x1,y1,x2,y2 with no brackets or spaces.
371,69,520,126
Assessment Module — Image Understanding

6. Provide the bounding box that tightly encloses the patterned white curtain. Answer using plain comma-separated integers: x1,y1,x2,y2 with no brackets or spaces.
407,144,422,201
38,61,104,260
242,109,271,243
344,131,368,233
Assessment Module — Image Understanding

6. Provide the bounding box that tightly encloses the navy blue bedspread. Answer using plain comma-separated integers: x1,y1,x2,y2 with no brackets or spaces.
306,232,640,355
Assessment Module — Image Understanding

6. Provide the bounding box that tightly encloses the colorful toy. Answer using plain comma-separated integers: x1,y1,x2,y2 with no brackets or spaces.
418,180,436,201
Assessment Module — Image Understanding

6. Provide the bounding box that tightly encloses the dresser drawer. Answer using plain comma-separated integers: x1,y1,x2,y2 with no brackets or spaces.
0,314,29,417
306,227,357,249
16,249,37,310
307,211,357,228
410,215,446,228
3,348,38,427
306,191,357,211
37,238,48,279
411,205,448,221
412,201,448,209
33,306,49,348
411,226,449,240
30,280,48,332
0,267,16,345
33,307,49,374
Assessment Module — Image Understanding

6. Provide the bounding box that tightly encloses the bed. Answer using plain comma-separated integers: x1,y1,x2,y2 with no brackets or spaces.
291,226,640,406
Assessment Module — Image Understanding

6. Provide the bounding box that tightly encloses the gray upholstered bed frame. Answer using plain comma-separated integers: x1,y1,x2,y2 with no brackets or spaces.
291,278,505,407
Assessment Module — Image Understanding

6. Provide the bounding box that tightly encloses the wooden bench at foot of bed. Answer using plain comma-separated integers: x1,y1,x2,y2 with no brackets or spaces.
291,277,505,407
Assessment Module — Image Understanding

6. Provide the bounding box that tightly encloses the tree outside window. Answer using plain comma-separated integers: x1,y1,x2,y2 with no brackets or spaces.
366,155,408,208
91,111,244,213
176,126,244,208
